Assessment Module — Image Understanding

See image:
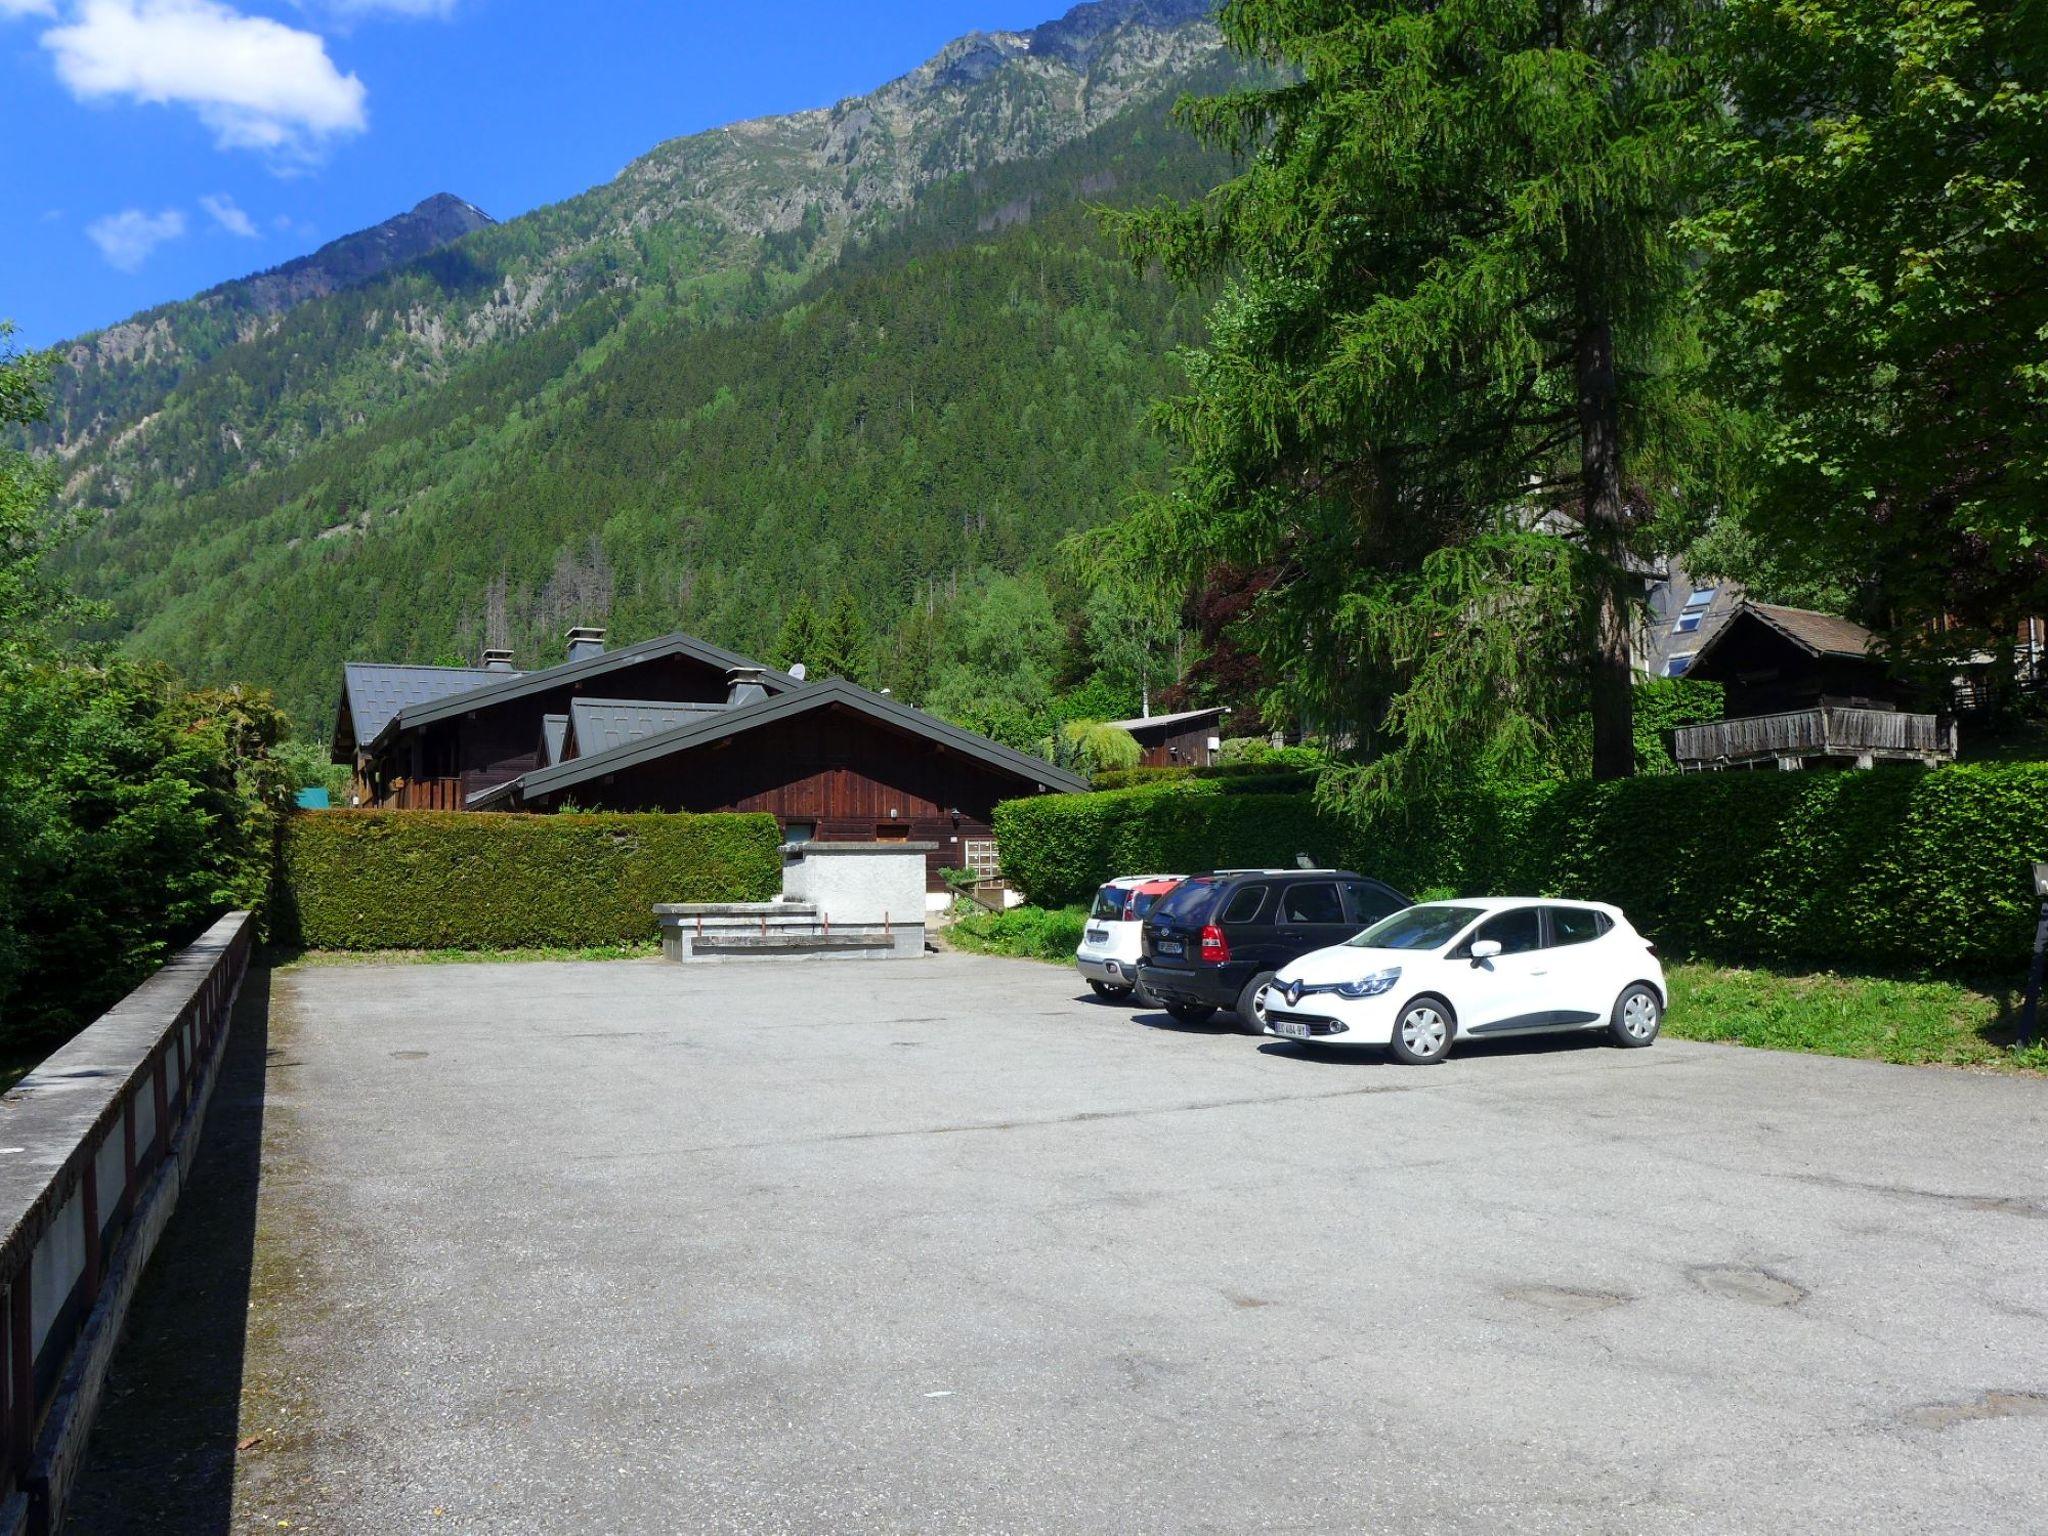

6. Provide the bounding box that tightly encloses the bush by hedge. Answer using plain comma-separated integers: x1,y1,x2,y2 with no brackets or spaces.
995,764,2048,972
275,810,781,950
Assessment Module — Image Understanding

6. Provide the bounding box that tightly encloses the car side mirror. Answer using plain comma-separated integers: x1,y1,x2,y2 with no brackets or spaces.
1469,939,1502,962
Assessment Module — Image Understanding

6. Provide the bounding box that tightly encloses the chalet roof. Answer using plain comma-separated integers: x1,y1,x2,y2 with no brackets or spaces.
352,631,803,755
1103,706,1229,734
567,698,728,757
337,662,523,756
470,678,1089,808
1692,600,1878,669
540,714,569,767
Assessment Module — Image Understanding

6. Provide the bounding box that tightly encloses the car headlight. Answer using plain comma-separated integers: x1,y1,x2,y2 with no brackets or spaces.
1334,967,1401,999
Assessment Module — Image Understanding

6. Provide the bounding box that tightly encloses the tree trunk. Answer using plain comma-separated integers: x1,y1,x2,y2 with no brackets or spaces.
1576,319,1635,780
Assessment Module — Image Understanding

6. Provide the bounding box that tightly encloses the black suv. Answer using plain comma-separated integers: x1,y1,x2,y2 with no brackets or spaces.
1137,869,1411,1033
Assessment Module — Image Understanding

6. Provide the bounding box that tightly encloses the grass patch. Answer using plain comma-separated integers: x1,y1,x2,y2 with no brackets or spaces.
268,940,662,970
1667,962,2048,1073
946,905,1087,963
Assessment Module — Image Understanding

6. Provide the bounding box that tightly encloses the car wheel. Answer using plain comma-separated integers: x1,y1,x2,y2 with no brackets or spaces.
1235,971,1278,1034
1387,997,1454,1065
1165,1001,1218,1025
1608,983,1662,1048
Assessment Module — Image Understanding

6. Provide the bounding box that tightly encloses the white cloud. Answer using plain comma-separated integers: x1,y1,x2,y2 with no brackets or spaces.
86,206,187,271
200,191,258,236
43,0,367,162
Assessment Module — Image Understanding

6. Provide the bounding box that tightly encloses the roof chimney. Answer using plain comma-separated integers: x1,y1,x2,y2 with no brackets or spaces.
566,625,606,663
725,666,770,707
480,647,516,673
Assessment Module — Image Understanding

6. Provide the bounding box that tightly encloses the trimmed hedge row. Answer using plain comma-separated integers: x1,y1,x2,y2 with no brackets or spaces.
995,764,2048,972
275,810,782,950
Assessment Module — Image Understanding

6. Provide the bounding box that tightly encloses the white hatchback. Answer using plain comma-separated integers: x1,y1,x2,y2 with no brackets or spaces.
1074,875,1184,1001
1261,898,1666,1064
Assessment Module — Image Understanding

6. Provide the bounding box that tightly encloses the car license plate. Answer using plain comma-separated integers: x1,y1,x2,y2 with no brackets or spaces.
1272,1016,1312,1039
1086,928,1109,943
1156,939,1184,956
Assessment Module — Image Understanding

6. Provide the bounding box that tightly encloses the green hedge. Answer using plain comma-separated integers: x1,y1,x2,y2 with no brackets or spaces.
275,810,782,950
995,765,2048,972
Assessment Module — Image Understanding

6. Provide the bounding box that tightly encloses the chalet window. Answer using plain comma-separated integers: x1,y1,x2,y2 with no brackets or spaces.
783,821,816,844
1671,588,1716,635
1663,652,1696,678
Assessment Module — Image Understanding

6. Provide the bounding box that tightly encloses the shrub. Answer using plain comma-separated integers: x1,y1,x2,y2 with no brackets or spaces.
996,764,2048,972
276,810,781,950
948,904,1089,961
0,658,289,1046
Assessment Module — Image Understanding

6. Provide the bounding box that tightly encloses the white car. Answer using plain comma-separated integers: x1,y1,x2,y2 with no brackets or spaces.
1075,875,1184,1001
1260,898,1666,1064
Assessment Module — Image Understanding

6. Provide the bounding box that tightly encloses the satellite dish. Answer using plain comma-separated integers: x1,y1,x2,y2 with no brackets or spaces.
790,662,807,681
1296,853,1315,870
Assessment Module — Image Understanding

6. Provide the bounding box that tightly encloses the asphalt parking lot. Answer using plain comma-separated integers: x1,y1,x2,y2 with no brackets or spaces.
73,951,2048,1533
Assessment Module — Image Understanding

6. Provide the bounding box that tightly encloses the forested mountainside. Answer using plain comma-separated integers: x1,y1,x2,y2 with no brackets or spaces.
36,0,1233,740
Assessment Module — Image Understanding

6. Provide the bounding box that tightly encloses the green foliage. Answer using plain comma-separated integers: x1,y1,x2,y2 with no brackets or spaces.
274,810,781,950
1091,749,1321,790
0,659,290,1045
813,591,876,686
773,592,821,672
996,780,1358,908
1630,677,1725,772
1050,719,1142,776
1665,962,2046,1072
947,903,1089,963
997,764,2048,971
1,323,86,648
1096,0,1722,792
1694,0,2048,660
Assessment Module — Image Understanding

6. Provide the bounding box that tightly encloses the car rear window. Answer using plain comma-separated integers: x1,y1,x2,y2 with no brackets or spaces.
1221,884,1270,924
1130,889,1171,920
1548,906,1610,946
1280,882,1342,924
1152,878,1221,925
1089,886,1128,921
1349,904,1483,951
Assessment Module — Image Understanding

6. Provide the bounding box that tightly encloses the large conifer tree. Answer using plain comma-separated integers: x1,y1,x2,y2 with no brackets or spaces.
1104,0,1713,790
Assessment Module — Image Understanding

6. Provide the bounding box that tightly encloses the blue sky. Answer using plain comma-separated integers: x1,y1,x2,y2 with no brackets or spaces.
0,0,1054,347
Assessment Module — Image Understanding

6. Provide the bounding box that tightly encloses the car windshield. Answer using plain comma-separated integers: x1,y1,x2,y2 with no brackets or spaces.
1151,877,1220,925
1130,888,1171,920
1089,886,1128,921
1347,904,1484,951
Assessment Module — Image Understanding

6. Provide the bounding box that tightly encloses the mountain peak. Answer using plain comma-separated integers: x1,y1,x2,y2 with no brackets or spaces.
224,194,495,316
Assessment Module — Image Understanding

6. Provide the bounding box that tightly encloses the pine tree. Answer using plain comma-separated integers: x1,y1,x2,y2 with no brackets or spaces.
1100,0,1717,792
773,592,821,675
814,591,875,686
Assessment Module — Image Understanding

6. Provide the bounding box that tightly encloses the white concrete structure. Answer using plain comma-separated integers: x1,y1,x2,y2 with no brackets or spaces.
656,842,934,962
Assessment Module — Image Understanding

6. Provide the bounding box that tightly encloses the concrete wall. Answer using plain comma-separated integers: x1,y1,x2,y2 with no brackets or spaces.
781,842,935,927
0,912,252,1536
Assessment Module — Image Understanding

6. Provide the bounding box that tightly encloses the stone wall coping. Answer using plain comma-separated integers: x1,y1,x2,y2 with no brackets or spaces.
779,841,940,856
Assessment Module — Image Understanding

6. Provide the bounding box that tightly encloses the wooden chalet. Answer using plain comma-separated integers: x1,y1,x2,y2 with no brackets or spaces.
1671,601,1957,770
331,628,1087,891
1103,706,1229,768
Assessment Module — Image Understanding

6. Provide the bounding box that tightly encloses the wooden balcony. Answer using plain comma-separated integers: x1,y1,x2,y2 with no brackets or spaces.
1672,706,1958,770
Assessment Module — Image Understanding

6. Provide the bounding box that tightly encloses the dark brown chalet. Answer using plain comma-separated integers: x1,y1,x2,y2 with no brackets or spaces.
1104,706,1229,768
1671,601,1957,770
331,628,1086,891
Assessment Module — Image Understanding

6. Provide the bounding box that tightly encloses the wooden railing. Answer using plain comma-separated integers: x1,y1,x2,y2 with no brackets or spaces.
389,777,467,810
1672,707,1957,767
0,913,252,1533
